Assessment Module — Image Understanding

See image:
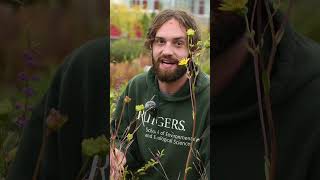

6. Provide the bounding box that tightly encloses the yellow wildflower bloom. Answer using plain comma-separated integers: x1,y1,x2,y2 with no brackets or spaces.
186,29,195,36
135,104,144,111
127,133,133,141
179,58,190,66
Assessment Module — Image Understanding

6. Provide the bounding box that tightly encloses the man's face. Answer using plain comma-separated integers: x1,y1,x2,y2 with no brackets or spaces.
152,18,189,82
213,0,247,57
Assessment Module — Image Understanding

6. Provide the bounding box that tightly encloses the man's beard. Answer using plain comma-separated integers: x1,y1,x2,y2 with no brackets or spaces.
152,55,187,83
212,11,247,58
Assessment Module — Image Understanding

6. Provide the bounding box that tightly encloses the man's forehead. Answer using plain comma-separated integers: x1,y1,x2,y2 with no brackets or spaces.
155,19,187,37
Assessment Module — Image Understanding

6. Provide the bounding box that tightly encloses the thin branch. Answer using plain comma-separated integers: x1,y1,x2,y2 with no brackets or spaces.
244,14,270,167
183,60,198,180
267,0,293,74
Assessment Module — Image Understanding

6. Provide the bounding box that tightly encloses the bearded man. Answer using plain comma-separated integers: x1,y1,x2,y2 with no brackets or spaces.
110,9,210,180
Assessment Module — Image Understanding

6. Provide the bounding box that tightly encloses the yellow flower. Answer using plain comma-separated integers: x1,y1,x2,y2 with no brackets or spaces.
178,58,190,66
218,0,248,15
135,104,144,111
127,133,133,141
186,29,195,36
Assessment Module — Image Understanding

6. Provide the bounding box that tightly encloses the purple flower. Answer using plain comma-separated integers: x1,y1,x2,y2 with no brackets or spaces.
17,72,29,81
22,87,35,97
15,102,23,110
16,115,29,128
22,51,37,67
30,74,40,81
23,51,33,62
26,59,37,67
27,105,33,112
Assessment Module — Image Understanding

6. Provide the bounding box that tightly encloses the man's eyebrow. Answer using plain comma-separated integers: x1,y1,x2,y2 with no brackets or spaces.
154,36,164,39
173,37,187,41
154,36,186,40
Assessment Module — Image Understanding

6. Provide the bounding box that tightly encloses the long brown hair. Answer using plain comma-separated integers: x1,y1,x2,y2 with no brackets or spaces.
145,9,201,51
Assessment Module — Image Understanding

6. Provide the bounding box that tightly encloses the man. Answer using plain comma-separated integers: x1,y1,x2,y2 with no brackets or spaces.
213,0,320,179
111,10,210,179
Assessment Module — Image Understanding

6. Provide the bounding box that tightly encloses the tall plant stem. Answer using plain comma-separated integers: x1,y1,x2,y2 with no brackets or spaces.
183,62,197,180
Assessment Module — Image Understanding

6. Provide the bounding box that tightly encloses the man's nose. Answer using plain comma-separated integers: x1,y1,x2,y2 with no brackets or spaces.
161,42,174,56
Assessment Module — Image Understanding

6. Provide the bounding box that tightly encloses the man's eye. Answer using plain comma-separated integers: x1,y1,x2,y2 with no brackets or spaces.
175,41,185,47
155,39,165,45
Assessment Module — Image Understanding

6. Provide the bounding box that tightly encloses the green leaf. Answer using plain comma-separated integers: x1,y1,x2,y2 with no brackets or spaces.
160,149,165,156
6,147,18,163
203,39,210,49
218,0,248,16
81,135,109,157
0,99,12,115
136,168,145,173
2,132,19,153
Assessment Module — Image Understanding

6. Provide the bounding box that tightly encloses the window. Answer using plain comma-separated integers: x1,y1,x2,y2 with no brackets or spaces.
143,0,147,9
132,0,140,6
199,0,204,15
154,0,160,10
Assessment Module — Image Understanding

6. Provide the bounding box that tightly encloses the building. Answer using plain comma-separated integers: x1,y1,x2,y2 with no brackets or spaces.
111,0,210,25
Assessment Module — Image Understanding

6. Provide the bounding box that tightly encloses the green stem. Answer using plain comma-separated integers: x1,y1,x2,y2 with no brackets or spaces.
76,157,91,180
183,61,197,180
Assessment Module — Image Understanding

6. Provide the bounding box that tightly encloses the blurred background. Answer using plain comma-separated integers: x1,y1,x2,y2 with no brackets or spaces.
288,1,320,43
0,0,107,93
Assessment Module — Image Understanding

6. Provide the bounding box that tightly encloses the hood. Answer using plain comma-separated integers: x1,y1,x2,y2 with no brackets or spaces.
146,67,210,102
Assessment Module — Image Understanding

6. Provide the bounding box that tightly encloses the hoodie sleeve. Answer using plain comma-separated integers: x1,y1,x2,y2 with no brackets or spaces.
307,140,320,180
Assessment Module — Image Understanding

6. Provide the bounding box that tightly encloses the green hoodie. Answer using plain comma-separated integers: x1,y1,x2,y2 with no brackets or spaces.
213,16,320,179
7,37,109,180
113,67,210,180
